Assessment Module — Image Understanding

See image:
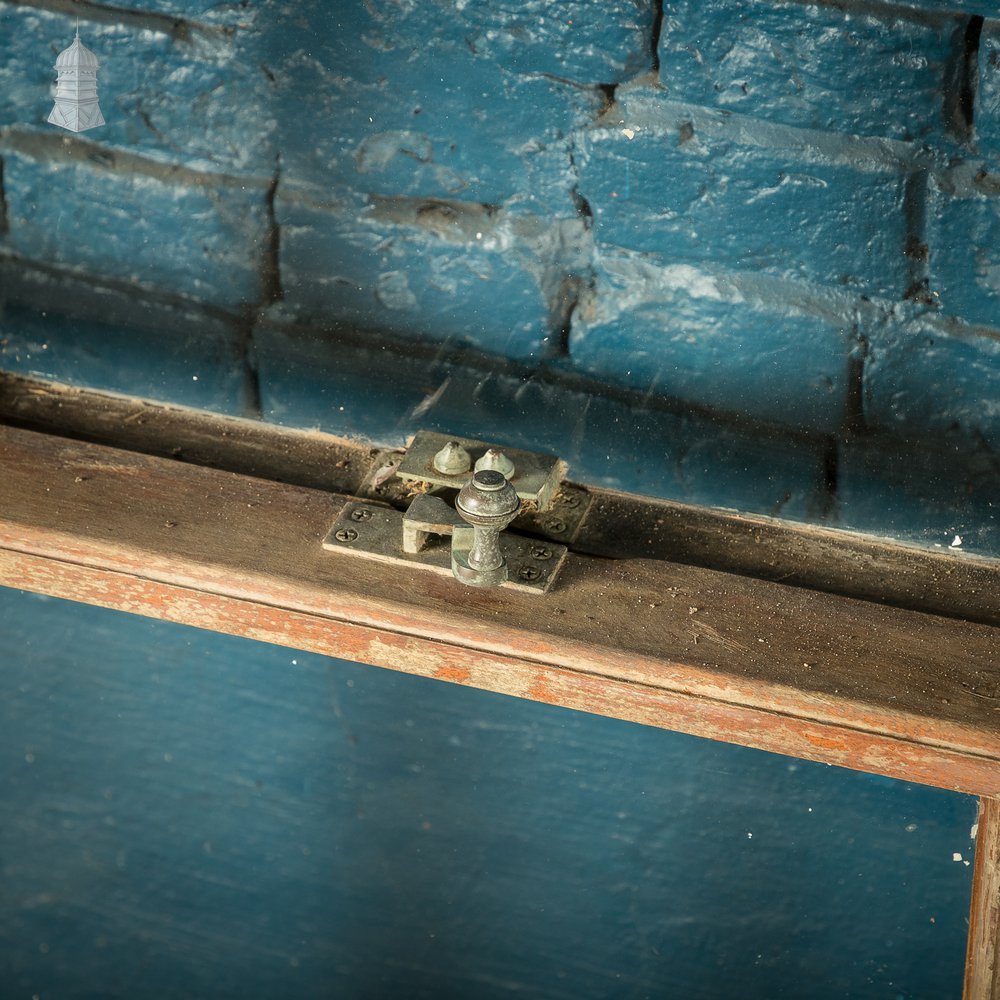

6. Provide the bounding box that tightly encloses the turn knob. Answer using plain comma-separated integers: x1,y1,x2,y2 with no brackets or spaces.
452,470,521,587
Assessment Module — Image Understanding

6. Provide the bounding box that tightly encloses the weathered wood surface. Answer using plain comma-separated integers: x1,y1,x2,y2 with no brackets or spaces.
967,797,1000,1000
582,490,1000,629
2,372,998,628
0,423,998,794
0,372,373,494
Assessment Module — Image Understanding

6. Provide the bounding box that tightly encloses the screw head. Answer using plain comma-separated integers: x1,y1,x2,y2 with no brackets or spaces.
350,508,373,521
474,448,515,479
530,545,553,560
433,440,472,475
558,493,581,509
518,565,541,582
544,519,568,535
335,527,359,542
472,469,507,491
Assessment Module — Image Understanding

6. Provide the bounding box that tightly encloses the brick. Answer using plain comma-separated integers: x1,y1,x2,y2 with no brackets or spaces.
444,0,657,82
256,323,826,517
899,1,997,17
577,118,911,300
0,3,274,176
250,1,603,210
255,323,448,447
927,179,1000,329
97,1,246,21
2,0,643,201
1,148,271,311
256,323,598,450
344,69,594,212
975,24,1000,159
863,316,1000,451
276,196,556,359
639,420,829,519
569,255,854,435
96,34,275,177
658,0,958,144
0,297,249,415
838,436,1000,558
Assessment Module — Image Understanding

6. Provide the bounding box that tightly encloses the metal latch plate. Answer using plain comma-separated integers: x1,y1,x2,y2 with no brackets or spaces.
396,431,564,510
324,502,567,593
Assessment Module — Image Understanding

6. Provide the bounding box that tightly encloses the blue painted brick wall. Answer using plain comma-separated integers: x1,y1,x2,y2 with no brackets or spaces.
253,1,620,208
569,254,853,435
276,197,563,359
866,314,1000,446
0,4,271,173
978,23,1000,157
1,0,1000,551
2,145,272,310
0,297,251,415
929,174,1000,329
578,122,911,299
658,0,962,145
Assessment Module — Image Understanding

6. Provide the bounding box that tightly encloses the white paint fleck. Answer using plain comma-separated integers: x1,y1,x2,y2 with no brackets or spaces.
375,270,418,311
410,377,451,420
953,852,963,862
661,264,729,301
950,535,962,547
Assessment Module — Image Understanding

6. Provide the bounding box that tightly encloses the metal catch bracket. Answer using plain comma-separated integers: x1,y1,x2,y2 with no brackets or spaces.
395,430,565,511
324,501,567,593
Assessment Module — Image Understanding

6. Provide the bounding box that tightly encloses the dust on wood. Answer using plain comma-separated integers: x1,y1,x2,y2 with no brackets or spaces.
1,423,999,795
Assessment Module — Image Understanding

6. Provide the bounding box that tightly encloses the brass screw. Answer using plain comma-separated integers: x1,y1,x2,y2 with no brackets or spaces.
518,565,541,582
335,528,359,542
433,440,472,475
350,508,373,521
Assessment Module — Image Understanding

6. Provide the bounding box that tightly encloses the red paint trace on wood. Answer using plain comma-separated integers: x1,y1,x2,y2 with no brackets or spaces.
0,424,999,800
966,797,1000,1000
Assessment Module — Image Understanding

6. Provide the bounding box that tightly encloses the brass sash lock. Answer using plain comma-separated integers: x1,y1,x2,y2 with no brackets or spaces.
452,469,521,587
323,431,588,593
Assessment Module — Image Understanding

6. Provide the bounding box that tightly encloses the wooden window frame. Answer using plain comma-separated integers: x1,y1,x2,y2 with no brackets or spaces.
1,374,998,997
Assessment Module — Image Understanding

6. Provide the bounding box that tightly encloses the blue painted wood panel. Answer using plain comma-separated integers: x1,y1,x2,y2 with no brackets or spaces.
0,588,976,999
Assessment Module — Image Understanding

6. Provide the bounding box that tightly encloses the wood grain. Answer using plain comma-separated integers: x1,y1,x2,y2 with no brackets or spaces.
967,797,1000,1000
3,372,998,627
0,371,374,495
580,489,1000,628
0,423,998,795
